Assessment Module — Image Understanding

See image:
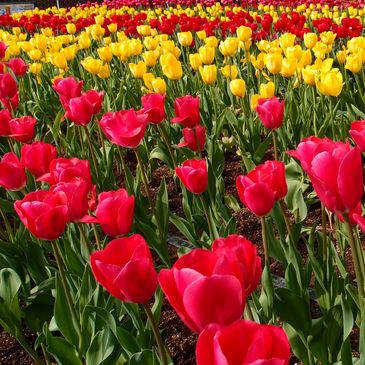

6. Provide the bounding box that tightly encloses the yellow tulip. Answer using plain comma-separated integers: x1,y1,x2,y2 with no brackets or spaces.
250,94,260,110
320,31,336,45
129,61,147,78
265,53,283,74
137,25,152,36
52,53,68,70
313,41,328,59
300,49,312,66
107,23,118,33
279,33,296,49
336,50,347,64
219,37,239,57
98,63,110,78
230,79,246,97
281,57,297,77
29,63,42,75
81,57,102,75
97,46,113,63
221,65,238,79
316,69,343,96
204,36,219,48
260,81,275,98
143,50,158,67
345,54,362,74
143,73,155,89
78,34,91,49
199,65,217,84
28,49,43,61
302,66,317,86
196,30,206,40
152,77,167,94
110,42,122,57
144,36,159,51
250,53,265,70
198,45,215,64
66,23,77,35
12,27,21,36
160,54,182,80
130,39,143,56
177,31,193,47
236,26,252,42
285,45,303,61
304,32,318,49
189,53,202,71
120,42,131,60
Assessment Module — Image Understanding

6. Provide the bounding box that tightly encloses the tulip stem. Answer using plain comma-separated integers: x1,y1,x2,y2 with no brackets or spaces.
142,303,169,365
272,130,278,161
92,224,101,250
343,215,364,310
7,138,15,154
321,204,328,262
279,200,294,244
192,127,202,159
157,124,177,168
50,241,82,351
199,195,219,240
260,216,270,266
83,127,101,184
245,298,255,322
0,205,14,242
78,223,92,255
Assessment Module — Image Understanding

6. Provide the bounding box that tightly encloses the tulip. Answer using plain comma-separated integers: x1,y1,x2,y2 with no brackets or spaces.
81,57,103,75
0,152,26,191
97,46,113,63
345,54,362,74
38,157,92,191
95,189,135,237
53,76,83,108
90,234,158,303
177,32,193,47
172,95,200,128
0,109,11,136
14,190,69,240
204,36,218,48
21,141,57,178
158,248,245,333
350,120,365,152
198,45,215,65
265,53,283,74
99,109,147,148
260,81,275,98
199,65,217,85
336,50,347,64
219,37,239,57
178,125,206,151
236,160,287,216
29,63,42,75
175,159,208,195
1,92,19,112
51,53,68,70
281,57,298,78
237,26,252,42
129,61,147,79
65,23,77,35
0,42,7,59
152,78,167,95
221,65,238,79
304,33,318,49
189,53,203,71
196,320,290,365
315,69,343,96
7,58,28,77
50,179,89,222
140,93,166,124
0,73,17,99
107,23,118,33
279,33,296,49
256,97,284,130
9,116,36,143
160,54,182,80
302,66,316,86
230,79,246,98
142,51,158,67
288,138,363,214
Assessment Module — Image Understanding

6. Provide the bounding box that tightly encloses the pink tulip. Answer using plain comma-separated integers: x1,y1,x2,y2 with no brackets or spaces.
172,95,200,127
175,159,208,194
140,93,166,124
178,125,206,151
350,120,365,152
256,97,284,130
0,152,26,191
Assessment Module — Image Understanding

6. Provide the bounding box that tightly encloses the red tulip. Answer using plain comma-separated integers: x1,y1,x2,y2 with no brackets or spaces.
256,97,284,130
7,58,28,77
236,161,287,216
0,109,11,136
178,125,206,151
9,116,36,143
53,76,83,108
38,157,92,191
350,120,365,152
95,189,135,237
0,152,26,191
0,73,17,99
14,190,69,240
172,95,200,127
21,141,57,178
99,109,148,148
175,159,208,194
50,178,89,222
289,138,362,214
159,248,245,333
212,234,262,296
140,93,166,124
90,234,158,303
1,92,19,111
196,320,290,365
0,42,7,59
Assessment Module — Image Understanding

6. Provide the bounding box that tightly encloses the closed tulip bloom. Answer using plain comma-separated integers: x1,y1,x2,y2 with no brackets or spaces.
8,58,28,77
336,50,347,64
219,37,239,57
256,97,284,130
172,95,200,127
21,141,57,178
212,234,262,296
304,33,318,49
230,79,246,98
9,116,36,143
289,138,363,214
95,189,135,237
50,178,89,222
128,61,147,79
159,249,245,333
281,57,297,77
345,54,362,74
315,69,343,97
196,320,290,365
0,152,26,191
177,32,193,47
65,23,77,35
178,125,206,151
265,53,283,74
97,46,113,63
0,73,17,99
0,109,11,136
53,76,83,108
0,42,7,59
152,77,166,94
142,51,158,67
160,54,182,80
140,93,166,124
221,65,238,79
81,57,103,75
279,33,296,49
189,53,202,71
302,66,316,85
99,109,148,148
237,26,252,42
90,234,158,303
199,65,217,85
38,157,92,191
236,161,287,216
14,190,69,240
198,45,215,65
1,92,19,112
260,81,275,98
175,159,208,194
350,120,365,151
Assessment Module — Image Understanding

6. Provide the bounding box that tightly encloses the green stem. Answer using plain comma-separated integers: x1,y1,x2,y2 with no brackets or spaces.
83,126,101,183
142,303,169,365
279,200,294,243
40,340,52,365
92,224,101,250
343,214,364,310
157,123,177,168
260,216,270,266
7,138,15,154
0,205,14,242
272,130,278,161
78,223,92,255
245,298,254,321
50,241,82,351
199,195,219,240
321,204,328,263
192,126,202,159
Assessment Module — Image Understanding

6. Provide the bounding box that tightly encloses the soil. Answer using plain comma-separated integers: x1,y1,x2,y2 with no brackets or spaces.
0,148,360,365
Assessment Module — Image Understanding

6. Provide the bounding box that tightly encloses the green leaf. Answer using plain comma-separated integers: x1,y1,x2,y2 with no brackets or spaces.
86,328,119,365
155,179,169,238
129,349,159,365
24,293,54,333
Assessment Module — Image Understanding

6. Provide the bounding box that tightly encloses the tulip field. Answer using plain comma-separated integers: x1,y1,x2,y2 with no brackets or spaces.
2,0,365,363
